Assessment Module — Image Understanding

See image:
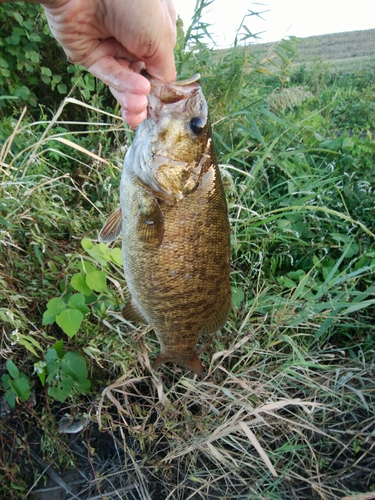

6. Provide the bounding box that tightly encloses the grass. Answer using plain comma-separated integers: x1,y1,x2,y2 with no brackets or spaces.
1,2,375,498
243,28,375,73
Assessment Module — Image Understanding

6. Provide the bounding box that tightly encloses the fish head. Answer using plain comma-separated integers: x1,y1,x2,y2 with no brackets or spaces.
132,74,214,203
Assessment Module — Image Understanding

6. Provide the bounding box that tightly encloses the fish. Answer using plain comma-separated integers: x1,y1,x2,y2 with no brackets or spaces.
99,74,231,374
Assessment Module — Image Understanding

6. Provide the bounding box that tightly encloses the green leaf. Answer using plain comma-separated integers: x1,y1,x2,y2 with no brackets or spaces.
277,276,297,289
13,27,25,36
29,51,39,63
10,376,30,401
68,294,90,315
231,287,245,309
84,74,95,90
45,297,66,317
84,292,98,305
68,293,85,307
0,58,9,69
17,85,31,100
110,247,123,266
319,138,342,151
13,12,23,23
43,24,51,36
92,243,112,266
56,308,84,337
81,239,94,251
277,218,292,231
342,137,355,152
45,348,60,381
52,74,62,83
82,240,112,266
41,74,51,85
57,83,67,94
42,308,58,326
287,269,306,281
48,377,74,402
6,32,20,45
61,351,88,382
5,391,16,409
29,33,41,42
77,260,96,274
76,378,91,393
6,359,19,379
71,273,92,295
51,339,65,359
343,242,359,258
0,68,11,77
81,89,90,101
2,373,11,390
86,271,107,292
40,66,52,76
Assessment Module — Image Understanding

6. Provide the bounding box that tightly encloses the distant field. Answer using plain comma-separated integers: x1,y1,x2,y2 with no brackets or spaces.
247,28,375,71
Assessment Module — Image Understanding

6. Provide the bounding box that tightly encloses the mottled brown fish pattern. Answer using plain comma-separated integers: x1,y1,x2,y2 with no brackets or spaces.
99,74,231,374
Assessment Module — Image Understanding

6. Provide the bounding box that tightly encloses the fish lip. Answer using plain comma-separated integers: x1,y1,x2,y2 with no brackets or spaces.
143,71,201,87
149,74,202,105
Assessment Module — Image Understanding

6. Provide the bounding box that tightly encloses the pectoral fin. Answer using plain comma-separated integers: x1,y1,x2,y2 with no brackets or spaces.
98,208,122,243
136,193,164,247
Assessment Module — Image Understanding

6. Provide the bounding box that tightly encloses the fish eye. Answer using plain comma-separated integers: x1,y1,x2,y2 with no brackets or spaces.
189,117,205,135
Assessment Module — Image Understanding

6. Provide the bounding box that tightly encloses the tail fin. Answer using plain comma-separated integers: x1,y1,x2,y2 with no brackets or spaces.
153,351,203,375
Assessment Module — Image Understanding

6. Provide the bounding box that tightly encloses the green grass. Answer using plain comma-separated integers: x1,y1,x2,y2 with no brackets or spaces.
1,2,375,498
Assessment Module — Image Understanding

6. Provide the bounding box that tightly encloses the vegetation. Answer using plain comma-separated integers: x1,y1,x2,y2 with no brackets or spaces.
1,1,375,498
244,28,375,71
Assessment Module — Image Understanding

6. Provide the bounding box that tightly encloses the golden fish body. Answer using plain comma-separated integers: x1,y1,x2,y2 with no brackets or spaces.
100,74,231,374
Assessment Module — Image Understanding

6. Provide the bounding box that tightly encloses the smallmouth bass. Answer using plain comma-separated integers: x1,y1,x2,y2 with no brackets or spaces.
99,74,231,374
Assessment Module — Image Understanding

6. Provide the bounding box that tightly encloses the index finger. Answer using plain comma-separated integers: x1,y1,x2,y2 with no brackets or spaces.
144,0,177,82
88,55,151,95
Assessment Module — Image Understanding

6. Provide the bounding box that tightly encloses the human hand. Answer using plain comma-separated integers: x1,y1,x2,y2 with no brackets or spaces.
40,0,177,127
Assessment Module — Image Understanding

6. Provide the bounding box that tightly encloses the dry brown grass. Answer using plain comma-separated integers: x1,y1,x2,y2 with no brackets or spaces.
89,313,375,499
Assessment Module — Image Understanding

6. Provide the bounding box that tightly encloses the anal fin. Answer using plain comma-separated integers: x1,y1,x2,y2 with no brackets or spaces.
201,291,231,334
122,300,147,324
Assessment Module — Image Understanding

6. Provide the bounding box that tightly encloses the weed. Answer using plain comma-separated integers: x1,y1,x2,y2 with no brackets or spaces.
1,359,31,408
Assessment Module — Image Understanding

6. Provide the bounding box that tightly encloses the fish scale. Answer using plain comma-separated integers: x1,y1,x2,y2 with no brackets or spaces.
99,74,231,374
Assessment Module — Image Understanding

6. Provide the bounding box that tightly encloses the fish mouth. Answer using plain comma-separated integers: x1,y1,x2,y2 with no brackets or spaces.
149,74,201,104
